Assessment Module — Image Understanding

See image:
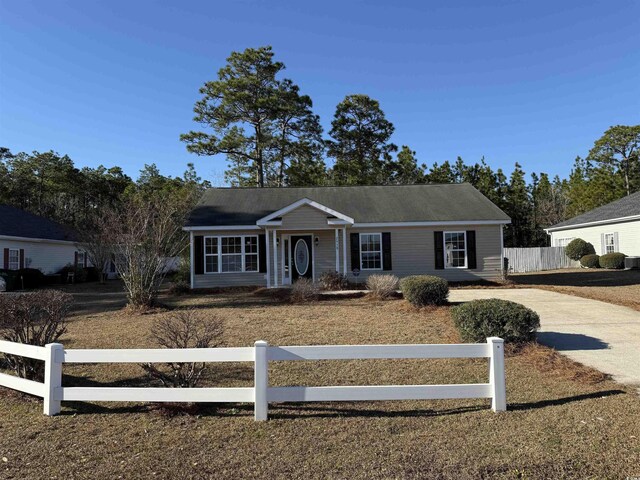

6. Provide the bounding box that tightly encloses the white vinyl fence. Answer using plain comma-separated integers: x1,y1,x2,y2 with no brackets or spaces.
0,338,507,420
504,246,579,273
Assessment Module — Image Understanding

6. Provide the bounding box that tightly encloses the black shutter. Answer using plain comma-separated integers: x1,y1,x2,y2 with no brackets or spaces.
434,231,444,270
3,248,9,269
19,249,24,269
350,232,360,271
382,232,392,271
466,230,477,269
258,234,266,273
194,236,204,275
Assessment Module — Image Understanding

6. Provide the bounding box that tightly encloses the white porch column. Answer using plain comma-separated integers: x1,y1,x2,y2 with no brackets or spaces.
273,229,278,287
189,231,195,289
335,228,340,273
265,229,271,288
342,226,348,275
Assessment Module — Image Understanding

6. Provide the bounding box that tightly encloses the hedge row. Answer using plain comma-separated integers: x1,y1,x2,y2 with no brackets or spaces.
579,252,627,269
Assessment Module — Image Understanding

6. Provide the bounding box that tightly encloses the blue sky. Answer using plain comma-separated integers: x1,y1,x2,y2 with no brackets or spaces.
1,0,638,184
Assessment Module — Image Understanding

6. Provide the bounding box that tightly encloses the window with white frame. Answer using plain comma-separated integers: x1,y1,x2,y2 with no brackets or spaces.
555,237,574,247
360,233,382,270
77,251,86,268
604,233,615,254
8,249,20,270
204,235,258,273
444,231,467,268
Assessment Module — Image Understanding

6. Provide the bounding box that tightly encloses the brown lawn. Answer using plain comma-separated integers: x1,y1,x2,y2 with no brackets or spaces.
1,290,639,479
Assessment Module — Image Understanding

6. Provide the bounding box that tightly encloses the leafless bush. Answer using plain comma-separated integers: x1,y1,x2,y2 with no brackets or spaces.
140,309,223,388
290,278,319,303
318,271,349,291
0,290,72,380
366,274,399,299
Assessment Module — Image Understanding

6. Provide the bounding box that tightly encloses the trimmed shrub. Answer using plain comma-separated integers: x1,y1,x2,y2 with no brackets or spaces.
57,264,88,283
452,298,540,343
565,238,595,261
599,252,627,269
580,254,600,269
366,274,399,299
16,268,45,289
290,278,319,303
318,271,349,291
400,275,449,306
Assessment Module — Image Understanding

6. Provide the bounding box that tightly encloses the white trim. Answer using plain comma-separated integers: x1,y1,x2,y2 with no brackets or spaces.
273,230,278,288
359,232,383,271
203,235,259,274
352,220,510,228
335,229,340,272
499,225,504,275
545,214,640,232
327,219,351,226
0,235,77,246
265,229,271,288
7,248,20,271
256,198,355,225
183,225,261,232
189,231,195,289
342,226,347,275
603,232,615,254
444,231,468,269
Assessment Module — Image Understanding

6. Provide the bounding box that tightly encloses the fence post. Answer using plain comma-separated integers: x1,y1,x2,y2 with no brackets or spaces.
254,340,269,421
487,337,506,412
44,343,63,416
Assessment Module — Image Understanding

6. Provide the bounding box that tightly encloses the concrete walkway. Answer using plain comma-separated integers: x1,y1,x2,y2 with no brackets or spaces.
449,288,640,388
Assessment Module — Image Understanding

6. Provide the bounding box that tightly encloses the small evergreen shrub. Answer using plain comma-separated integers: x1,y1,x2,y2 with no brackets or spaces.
16,268,45,289
318,271,349,291
290,278,319,303
565,238,595,261
599,252,627,269
400,275,449,306
58,264,88,283
452,298,540,343
579,254,600,269
366,274,399,299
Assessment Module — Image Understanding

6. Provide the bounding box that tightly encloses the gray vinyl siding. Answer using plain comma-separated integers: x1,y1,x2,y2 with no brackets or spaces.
279,205,333,230
549,218,640,256
346,225,503,282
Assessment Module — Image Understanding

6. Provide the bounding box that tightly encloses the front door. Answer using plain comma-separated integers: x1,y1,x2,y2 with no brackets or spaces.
291,235,313,281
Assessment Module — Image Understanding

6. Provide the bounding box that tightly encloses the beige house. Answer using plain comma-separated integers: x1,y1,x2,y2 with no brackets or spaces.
184,184,510,289
546,191,640,256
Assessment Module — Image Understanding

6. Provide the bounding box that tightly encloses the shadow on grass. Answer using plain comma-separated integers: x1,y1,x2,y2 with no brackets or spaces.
508,389,625,411
537,332,609,351
510,269,640,287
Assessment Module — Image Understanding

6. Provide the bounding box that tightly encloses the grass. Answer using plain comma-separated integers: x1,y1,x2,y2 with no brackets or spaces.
1,290,640,479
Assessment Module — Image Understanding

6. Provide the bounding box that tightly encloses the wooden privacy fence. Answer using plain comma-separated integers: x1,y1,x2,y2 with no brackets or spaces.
0,338,507,420
504,246,579,273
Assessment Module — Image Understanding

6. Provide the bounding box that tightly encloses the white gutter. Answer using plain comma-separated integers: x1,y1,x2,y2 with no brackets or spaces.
0,235,78,246
545,214,640,233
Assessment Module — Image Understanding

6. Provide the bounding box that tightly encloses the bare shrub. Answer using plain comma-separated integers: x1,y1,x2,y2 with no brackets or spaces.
318,271,349,291
0,290,73,381
290,278,319,303
366,274,399,299
140,309,223,388
168,281,191,296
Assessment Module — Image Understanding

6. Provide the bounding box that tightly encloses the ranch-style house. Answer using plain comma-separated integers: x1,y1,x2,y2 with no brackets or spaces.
184,184,511,289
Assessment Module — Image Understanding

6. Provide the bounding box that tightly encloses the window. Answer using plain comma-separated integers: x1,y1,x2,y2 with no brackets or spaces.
444,231,467,268
360,233,382,270
77,252,86,268
8,249,20,270
204,235,259,273
604,233,615,254
556,237,574,248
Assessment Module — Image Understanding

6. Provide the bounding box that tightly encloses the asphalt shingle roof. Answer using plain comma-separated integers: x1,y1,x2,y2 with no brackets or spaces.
186,183,510,227
549,191,640,230
0,205,78,242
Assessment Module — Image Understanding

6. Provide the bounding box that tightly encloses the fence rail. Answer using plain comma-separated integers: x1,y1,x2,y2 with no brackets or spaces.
0,338,507,420
504,246,579,273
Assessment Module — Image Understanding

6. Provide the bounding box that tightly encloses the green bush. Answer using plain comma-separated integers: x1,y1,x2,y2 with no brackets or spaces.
599,252,627,269
16,268,45,289
565,238,595,261
452,298,540,343
57,264,88,283
579,254,600,268
400,275,449,306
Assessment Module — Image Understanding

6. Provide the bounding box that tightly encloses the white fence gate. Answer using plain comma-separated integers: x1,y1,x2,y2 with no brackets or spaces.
504,246,579,273
0,338,507,420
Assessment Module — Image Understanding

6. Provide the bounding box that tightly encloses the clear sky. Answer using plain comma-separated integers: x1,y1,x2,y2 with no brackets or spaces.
1,0,638,184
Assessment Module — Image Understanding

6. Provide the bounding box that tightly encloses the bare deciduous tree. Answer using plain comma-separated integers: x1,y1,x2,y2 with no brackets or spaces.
141,309,223,388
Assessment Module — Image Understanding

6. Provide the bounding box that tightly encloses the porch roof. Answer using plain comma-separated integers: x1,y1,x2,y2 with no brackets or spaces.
185,183,510,228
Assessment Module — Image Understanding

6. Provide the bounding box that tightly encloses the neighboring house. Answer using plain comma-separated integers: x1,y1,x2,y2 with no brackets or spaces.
0,205,86,274
546,191,640,256
184,184,510,289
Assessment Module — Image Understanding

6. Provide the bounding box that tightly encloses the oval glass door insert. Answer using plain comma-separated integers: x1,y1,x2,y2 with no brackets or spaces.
294,239,309,276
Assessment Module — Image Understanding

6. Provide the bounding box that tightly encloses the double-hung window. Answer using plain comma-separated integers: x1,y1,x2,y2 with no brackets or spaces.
77,252,86,268
556,237,574,248
444,231,467,268
360,233,382,270
204,235,259,273
604,233,615,254
8,249,20,270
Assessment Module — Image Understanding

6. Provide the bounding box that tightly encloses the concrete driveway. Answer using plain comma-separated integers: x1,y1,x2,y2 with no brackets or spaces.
449,288,640,388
